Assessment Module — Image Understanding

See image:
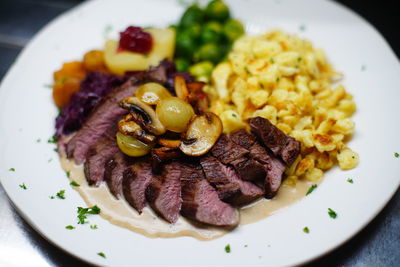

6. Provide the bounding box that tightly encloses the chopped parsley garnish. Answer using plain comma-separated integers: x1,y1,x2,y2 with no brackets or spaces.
47,135,58,144
48,158,53,163
70,181,80,187
306,184,317,195
328,208,337,219
303,227,310,233
56,190,65,199
232,113,237,117
9,168,15,172
43,84,53,89
50,196,55,199
36,138,41,143
244,244,248,248
90,224,98,229
225,244,231,253
97,252,106,258
347,178,354,184
270,58,275,64
54,148,59,152
65,225,75,230
77,205,101,224
66,171,71,178
19,183,27,190
395,152,399,158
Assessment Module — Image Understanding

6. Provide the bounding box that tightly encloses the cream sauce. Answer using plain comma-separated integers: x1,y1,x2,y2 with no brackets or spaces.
60,155,314,240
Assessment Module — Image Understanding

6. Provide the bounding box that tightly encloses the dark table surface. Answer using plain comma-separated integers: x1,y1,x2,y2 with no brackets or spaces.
0,0,399,266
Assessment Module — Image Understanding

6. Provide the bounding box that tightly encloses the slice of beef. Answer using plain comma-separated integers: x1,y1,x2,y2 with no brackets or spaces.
145,161,182,223
230,157,266,181
122,160,154,214
180,163,239,227
230,129,271,164
249,116,300,166
200,155,263,206
104,150,134,199
210,134,248,164
264,156,286,198
83,125,119,186
230,129,286,199
66,80,136,164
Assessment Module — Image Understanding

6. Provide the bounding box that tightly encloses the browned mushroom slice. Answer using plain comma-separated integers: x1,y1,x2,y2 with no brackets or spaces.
118,113,156,144
187,82,209,113
157,138,181,149
180,112,222,156
119,97,166,135
174,75,189,101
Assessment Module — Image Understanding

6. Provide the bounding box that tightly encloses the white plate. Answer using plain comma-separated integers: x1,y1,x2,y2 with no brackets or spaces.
1,0,399,266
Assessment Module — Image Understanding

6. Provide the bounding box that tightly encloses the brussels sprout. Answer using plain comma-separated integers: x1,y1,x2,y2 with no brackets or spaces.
223,19,244,42
189,61,214,78
179,4,204,28
196,43,222,64
205,0,230,21
175,31,196,58
185,23,202,40
200,21,223,44
175,58,191,72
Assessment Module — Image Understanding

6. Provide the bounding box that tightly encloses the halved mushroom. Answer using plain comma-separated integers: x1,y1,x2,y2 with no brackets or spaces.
174,75,189,101
119,97,166,135
180,112,222,156
157,138,181,149
118,113,156,144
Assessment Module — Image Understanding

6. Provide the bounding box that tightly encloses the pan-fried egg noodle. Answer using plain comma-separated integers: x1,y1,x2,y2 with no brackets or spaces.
206,30,359,185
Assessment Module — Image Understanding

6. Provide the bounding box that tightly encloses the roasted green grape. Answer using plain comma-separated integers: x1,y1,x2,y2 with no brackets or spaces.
116,132,155,157
156,97,195,133
136,83,172,105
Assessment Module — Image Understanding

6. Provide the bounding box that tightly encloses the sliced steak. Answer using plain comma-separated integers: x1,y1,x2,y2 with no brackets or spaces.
66,80,136,164
145,161,182,223
83,125,119,186
180,163,239,227
230,129,286,199
230,157,266,181
249,116,300,166
122,160,154,214
264,156,286,198
200,155,263,206
211,134,248,164
105,151,134,199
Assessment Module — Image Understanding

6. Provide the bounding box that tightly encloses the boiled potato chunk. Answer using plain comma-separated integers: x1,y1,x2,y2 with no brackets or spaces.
180,112,222,156
104,28,175,75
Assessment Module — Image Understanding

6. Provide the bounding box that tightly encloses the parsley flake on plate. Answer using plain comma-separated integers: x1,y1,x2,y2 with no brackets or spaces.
347,178,354,184
19,183,27,190
97,252,106,258
90,224,98,229
306,184,317,195
9,168,15,172
70,181,80,187
225,244,231,253
66,171,71,178
77,205,101,224
395,152,399,158
328,208,337,219
65,225,75,230
303,227,310,233
47,135,58,144
56,190,65,199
